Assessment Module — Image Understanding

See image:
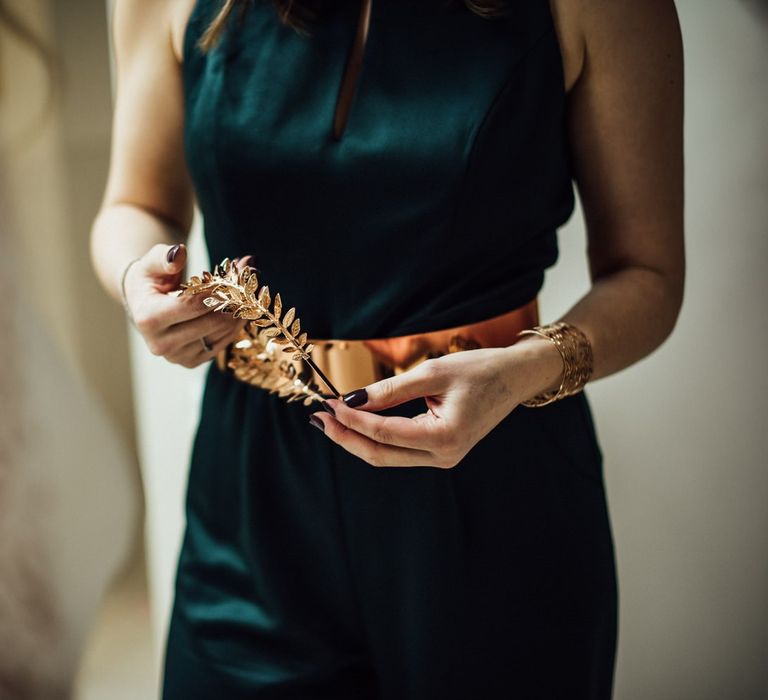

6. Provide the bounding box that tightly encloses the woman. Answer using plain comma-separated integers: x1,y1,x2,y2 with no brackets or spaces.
91,0,684,697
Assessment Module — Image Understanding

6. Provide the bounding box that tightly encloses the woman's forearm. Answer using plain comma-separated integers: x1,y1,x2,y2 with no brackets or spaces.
90,203,187,304
502,264,685,402
559,265,684,381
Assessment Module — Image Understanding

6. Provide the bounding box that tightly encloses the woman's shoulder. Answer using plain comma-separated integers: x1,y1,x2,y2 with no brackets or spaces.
111,0,195,67
170,0,200,65
549,0,682,95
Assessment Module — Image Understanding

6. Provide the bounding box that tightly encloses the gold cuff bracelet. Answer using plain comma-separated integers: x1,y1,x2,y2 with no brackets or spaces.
517,321,594,407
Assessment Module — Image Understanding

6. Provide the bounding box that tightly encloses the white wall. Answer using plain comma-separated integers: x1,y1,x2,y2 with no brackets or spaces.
541,2,768,698
129,2,768,698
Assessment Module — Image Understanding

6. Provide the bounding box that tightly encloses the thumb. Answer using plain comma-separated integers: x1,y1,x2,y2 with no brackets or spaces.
142,242,188,285
341,362,440,411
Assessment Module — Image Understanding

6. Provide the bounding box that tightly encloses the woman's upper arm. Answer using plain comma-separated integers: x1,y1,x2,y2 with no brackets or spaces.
566,0,685,292
101,0,195,233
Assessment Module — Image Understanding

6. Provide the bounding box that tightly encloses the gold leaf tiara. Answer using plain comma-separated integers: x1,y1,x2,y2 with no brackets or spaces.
176,258,341,405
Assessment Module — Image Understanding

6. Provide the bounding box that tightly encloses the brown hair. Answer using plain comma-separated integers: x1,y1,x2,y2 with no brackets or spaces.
198,0,511,52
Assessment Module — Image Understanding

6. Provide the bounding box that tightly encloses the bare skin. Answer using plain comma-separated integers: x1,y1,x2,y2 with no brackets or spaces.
91,0,684,468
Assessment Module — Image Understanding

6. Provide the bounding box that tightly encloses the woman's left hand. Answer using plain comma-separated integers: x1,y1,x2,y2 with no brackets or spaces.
307,344,558,468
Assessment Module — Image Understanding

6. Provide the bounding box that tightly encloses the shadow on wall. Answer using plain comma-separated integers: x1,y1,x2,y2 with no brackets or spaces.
741,0,768,22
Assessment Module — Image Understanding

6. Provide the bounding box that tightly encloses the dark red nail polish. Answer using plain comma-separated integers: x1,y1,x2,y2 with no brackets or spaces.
166,244,181,264
342,388,367,408
309,414,325,432
320,400,336,417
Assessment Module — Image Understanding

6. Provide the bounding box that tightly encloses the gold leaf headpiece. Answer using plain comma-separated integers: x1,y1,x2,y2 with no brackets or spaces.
177,258,340,405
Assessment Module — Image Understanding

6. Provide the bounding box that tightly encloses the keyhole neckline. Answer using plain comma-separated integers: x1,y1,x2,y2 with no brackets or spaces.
332,0,373,141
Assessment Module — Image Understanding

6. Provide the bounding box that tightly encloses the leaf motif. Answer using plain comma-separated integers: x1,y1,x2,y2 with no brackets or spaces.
245,273,258,298
237,309,266,321
178,260,333,404
258,285,271,309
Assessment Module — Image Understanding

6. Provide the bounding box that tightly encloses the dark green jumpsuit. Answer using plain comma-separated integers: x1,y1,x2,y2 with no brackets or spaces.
162,1,618,697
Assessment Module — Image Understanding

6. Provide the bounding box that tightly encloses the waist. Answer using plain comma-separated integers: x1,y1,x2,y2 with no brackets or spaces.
217,298,539,400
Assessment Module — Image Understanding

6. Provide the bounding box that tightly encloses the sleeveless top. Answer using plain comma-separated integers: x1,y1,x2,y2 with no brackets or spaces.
182,0,575,340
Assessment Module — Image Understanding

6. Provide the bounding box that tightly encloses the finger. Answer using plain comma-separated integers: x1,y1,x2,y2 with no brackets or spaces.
341,359,448,412
143,242,188,290
198,320,247,357
164,324,233,367
235,254,260,273
130,243,217,332
153,241,187,277
163,309,243,347
165,335,210,368
125,242,186,309
133,288,215,336
309,413,439,468
207,323,245,352
164,320,245,364
149,249,262,333
320,397,446,451
152,315,245,360
156,253,256,323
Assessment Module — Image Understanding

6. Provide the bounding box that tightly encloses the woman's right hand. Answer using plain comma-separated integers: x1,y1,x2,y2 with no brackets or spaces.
122,242,249,368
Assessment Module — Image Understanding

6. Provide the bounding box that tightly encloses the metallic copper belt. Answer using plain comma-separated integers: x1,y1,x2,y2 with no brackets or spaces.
217,298,539,400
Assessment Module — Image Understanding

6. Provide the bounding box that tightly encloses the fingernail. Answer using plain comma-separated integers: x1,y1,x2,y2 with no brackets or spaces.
320,400,336,417
166,244,181,264
342,388,367,408
308,414,325,432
